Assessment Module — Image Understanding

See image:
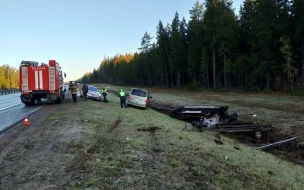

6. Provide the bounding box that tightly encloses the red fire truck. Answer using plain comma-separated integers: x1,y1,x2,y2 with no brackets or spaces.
19,60,66,105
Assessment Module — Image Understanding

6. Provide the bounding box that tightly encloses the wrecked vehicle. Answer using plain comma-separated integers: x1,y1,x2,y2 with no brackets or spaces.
170,105,274,139
170,105,231,121
191,118,274,139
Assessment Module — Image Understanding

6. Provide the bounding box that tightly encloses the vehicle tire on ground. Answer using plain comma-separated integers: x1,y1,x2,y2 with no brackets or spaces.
254,129,263,139
24,98,35,106
31,98,35,105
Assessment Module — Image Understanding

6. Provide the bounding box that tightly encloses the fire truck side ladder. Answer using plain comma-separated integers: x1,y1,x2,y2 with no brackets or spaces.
22,67,28,91
49,66,55,91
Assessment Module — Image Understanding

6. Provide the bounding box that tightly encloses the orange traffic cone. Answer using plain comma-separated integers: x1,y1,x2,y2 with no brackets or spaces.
23,116,31,126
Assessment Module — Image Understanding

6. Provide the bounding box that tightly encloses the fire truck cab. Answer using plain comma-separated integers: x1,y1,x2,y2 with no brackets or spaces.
19,60,66,105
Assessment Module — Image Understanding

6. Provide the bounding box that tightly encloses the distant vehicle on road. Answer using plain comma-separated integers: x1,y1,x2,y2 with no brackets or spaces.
127,88,152,109
80,85,101,101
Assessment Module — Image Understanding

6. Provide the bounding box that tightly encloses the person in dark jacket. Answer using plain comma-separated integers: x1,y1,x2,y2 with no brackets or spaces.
81,83,88,100
101,88,108,103
119,89,127,108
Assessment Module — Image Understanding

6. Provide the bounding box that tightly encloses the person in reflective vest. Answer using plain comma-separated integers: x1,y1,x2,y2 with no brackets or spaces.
119,89,127,108
101,88,108,103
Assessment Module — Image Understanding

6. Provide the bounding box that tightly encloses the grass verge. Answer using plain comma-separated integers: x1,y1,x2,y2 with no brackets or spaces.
67,87,304,189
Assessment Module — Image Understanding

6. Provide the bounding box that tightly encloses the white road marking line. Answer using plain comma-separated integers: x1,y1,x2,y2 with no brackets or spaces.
0,103,23,111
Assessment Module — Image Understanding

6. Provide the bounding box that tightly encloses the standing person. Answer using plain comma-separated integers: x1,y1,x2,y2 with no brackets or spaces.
119,89,127,108
70,81,78,103
101,88,108,103
81,83,89,100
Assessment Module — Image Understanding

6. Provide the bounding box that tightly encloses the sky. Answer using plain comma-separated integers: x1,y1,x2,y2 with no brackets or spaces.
0,0,244,82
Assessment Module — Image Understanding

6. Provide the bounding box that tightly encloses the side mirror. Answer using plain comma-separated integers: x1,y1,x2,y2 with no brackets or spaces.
64,89,66,92
149,96,152,99
64,73,66,78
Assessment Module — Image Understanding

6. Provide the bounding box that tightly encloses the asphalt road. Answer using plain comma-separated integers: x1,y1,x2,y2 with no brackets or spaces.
0,87,71,134
0,93,47,133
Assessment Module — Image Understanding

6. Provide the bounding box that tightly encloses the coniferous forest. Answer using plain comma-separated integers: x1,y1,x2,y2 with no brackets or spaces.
81,0,304,92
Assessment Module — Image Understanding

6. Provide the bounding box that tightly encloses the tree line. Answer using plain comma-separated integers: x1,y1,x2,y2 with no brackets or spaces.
0,64,19,89
81,0,304,92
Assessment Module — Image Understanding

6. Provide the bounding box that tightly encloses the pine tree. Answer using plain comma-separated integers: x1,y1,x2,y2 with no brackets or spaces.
250,0,278,90
204,0,221,89
156,20,170,87
237,0,255,89
188,1,204,84
280,37,298,91
291,0,304,86
169,12,185,88
215,0,238,90
179,17,189,87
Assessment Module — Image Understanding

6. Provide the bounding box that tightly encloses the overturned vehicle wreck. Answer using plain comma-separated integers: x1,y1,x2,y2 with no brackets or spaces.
170,105,237,123
170,105,274,139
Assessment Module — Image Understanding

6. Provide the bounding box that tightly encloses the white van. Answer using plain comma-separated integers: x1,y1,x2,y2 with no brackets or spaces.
127,88,152,109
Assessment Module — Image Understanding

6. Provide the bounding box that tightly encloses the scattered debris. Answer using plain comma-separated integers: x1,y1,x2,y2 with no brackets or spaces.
254,137,298,150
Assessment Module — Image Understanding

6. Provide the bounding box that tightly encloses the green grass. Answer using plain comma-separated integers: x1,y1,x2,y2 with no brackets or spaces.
45,111,65,121
67,87,304,189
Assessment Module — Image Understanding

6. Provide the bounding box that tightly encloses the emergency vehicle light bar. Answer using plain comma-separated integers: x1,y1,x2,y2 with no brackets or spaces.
21,61,39,66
